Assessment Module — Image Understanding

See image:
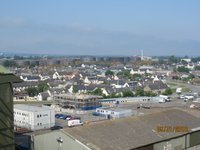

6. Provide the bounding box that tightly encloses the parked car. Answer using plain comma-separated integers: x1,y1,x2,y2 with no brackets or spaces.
58,114,66,119
55,114,62,118
50,125,63,130
69,116,81,120
63,115,71,120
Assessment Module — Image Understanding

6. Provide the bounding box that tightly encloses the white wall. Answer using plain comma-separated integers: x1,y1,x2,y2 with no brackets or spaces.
14,107,55,131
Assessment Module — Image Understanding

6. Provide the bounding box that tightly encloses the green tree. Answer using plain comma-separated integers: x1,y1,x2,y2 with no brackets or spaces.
25,87,39,97
130,74,142,81
122,90,134,97
189,74,195,79
117,70,130,78
92,88,103,96
177,66,190,73
144,91,157,97
3,60,18,67
73,86,78,93
38,83,49,93
168,56,180,64
195,66,200,70
135,88,145,96
105,70,114,76
162,88,173,95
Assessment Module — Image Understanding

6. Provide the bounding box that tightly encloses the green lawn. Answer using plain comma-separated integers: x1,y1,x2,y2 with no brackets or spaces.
0,65,10,73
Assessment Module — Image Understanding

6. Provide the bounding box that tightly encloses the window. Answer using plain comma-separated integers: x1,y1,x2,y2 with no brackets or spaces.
37,115,39,118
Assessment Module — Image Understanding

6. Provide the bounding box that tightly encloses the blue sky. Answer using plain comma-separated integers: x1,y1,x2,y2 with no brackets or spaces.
0,0,200,56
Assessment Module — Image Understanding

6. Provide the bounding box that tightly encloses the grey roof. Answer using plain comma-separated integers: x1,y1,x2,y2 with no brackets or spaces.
147,81,168,90
13,81,38,88
64,109,200,150
40,92,50,99
14,104,52,112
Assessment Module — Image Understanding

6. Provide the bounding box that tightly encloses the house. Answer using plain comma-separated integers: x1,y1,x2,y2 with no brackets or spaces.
144,80,168,94
110,80,130,88
83,76,104,85
13,81,38,91
37,91,51,101
130,66,154,75
14,91,28,101
20,75,40,82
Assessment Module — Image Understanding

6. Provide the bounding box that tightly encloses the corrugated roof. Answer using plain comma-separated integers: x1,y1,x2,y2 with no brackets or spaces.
63,109,200,150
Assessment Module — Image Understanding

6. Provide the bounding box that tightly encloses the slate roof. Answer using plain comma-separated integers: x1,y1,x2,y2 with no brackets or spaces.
147,81,168,90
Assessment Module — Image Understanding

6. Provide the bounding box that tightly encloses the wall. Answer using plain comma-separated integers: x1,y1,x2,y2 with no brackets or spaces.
0,83,14,150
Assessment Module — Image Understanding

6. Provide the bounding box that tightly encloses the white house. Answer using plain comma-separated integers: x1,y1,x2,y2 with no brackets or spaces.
14,104,55,131
37,90,51,101
53,71,60,79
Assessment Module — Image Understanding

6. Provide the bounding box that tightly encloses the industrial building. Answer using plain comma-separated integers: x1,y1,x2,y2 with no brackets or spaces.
14,104,55,131
32,109,200,150
54,93,102,110
0,73,22,150
100,96,166,105
95,107,133,118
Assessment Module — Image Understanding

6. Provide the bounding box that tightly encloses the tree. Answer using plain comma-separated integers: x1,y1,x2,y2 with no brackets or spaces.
181,60,188,65
135,88,145,96
162,88,173,95
122,90,134,97
117,70,130,78
144,91,157,97
25,87,39,97
189,74,195,79
195,66,200,70
91,88,103,96
3,60,18,67
38,83,49,93
168,56,180,64
129,74,142,81
177,66,190,73
73,86,78,93
105,70,114,76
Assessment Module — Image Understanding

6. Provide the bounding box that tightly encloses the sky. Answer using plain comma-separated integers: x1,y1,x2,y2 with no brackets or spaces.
0,0,200,56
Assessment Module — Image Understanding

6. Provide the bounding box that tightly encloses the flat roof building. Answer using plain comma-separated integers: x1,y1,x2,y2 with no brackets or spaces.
95,107,133,118
14,104,55,131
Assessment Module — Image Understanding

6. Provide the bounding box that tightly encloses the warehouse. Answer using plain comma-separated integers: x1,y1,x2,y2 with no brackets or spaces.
32,108,200,150
14,104,55,131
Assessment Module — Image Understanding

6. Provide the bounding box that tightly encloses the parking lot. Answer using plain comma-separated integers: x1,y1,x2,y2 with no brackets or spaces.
53,90,200,128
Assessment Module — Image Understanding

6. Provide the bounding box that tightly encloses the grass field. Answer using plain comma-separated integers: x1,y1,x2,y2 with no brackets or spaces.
0,65,10,73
